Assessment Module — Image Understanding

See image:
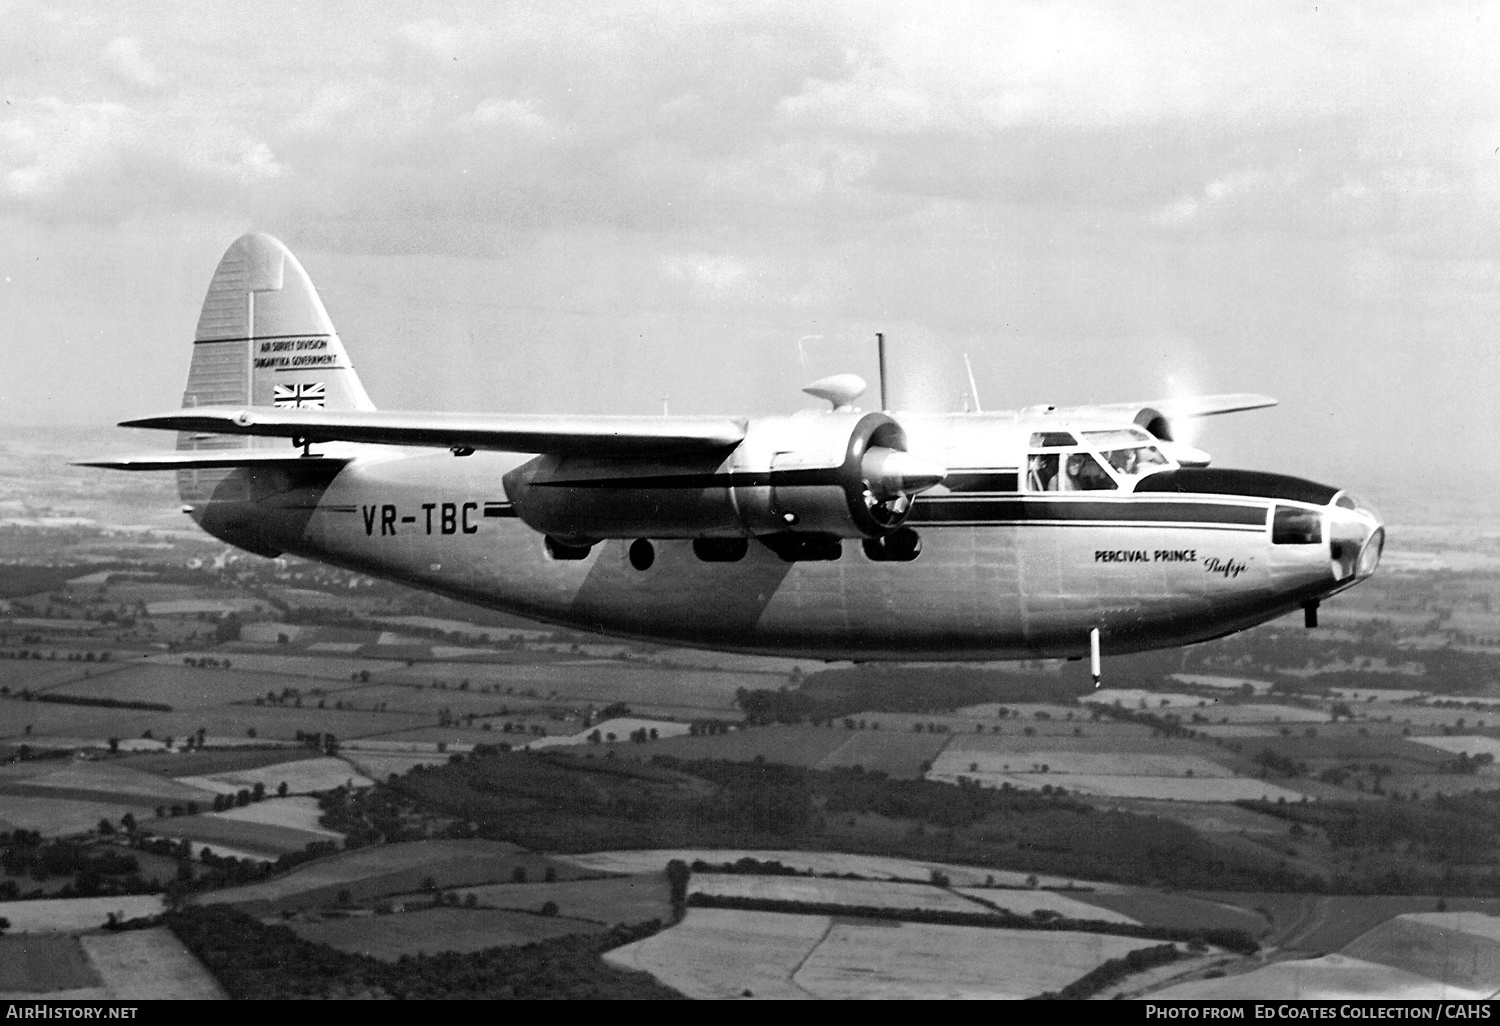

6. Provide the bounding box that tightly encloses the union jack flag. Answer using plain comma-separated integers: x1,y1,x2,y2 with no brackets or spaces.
273,382,326,409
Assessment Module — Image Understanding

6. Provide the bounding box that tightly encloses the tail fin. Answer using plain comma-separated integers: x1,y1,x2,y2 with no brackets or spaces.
178,233,372,501
183,232,374,414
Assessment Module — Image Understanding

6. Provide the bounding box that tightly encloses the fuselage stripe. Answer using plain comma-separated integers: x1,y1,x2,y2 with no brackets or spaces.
910,498,1267,527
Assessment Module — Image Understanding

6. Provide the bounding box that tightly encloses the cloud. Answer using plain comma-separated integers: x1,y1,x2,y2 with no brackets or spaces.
103,37,160,92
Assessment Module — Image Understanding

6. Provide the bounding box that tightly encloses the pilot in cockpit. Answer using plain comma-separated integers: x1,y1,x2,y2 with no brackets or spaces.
1027,453,1059,491
1065,453,1115,491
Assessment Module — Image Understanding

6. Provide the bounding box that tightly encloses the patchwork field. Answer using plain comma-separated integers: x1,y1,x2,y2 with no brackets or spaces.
48,664,320,708
1149,953,1488,1000
381,662,760,713
118,748,305,777
0,895,165,933
144,651,405,681
79,928,226,999
556,850,1092,890
1410,735,1500,760
605,908,831,999
173,755,372,795
292,906,602,961
1342,913,1500,994
955,887,1139,924
193,839,535,912
450,874,673,925
689,874,993,915
929,770,1305,802
793,920,1158,999
607,907,1161,1000
147,814,334,857
642,726,851,767
932,745,1234,779
814,731,952,778
207,795,342,838
0,795,153,836
0,934,100,996
6,762,217,804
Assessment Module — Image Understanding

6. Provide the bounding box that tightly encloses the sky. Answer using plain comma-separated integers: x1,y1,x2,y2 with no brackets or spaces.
3,1,1500,518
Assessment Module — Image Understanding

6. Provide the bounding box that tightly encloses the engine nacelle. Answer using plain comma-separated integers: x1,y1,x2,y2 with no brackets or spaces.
502,411,945,543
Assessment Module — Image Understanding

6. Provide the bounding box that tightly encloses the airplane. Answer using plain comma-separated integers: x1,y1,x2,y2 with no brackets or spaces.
80,233,1384,682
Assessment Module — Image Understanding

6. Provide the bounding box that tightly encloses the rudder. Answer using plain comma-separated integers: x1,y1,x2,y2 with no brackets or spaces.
178,233,372,503
182,232,374,414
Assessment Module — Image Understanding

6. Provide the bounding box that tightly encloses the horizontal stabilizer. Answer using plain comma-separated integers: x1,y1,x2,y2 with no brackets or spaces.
74,450,352,472
119,407,748,457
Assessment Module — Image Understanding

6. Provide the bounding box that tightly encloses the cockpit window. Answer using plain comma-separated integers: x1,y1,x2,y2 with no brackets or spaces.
1062,452,1117,491
1027,453,1060,491
1083,428,1153,448
1100,445,1171,478
1272,506,1322,545
1029,431,1077,448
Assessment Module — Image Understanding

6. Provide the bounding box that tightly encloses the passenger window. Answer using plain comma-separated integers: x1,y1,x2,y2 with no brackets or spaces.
1027,453,1060,491
1063,452,1117,491
1272,506,1322,544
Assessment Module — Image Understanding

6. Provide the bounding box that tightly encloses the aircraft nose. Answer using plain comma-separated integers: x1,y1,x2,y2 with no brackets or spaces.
1328,492,1383,582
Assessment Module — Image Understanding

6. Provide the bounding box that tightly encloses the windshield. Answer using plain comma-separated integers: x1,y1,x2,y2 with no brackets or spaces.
1100,445,1171,478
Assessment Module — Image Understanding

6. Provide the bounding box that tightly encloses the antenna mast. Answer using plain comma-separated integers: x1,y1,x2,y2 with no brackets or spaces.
876,332,889,411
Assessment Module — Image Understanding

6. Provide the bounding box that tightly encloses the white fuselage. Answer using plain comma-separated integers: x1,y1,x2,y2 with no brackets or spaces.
184,413,1382,661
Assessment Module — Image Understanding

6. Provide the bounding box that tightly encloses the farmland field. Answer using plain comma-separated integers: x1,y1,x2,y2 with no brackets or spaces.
143,651,405,681
639,726,851,767
607,908,1160,1000
79,928,226,999
173,755,372,795
48,664,321,708
558,850,1092,889
292,906,603,960
1149,953,1487,1000
1089,700,1329,724
208,796,342,838
148,814,335,856
118,748,304,777
1341,912,1500,993
0,795,154,836
931,745,1234,778
954,888,1139,923
690,874,993,914
1081,891,1267,935
1171,674,1273,693
814,731,952,778
929,770,1305,803
380,662,760,712
8,762,217,804
605,908,831,999
0,935,100,995
451,874,673,925
0,895,165,933
193,839,530,911
339,751,451,779
1410,735,1500,760
793,920,1159,999
1089,689,1213,709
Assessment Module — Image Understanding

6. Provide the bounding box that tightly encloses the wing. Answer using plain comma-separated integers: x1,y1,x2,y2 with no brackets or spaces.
73,451,352,472
116,407,748,457
1068,393,1277,419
